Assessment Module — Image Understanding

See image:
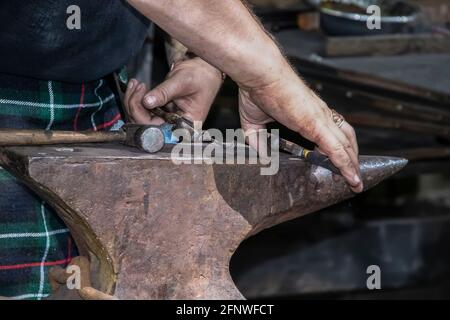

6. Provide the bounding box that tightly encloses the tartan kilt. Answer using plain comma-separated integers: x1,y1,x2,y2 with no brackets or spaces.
0,73,123,299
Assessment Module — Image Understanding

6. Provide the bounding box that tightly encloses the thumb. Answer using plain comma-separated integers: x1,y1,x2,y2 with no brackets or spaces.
143,75,185,109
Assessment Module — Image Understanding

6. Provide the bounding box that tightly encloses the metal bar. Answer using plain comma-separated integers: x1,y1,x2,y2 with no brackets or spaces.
345,113,450,138
325,34,450,57
0,129,125,146
289,56,450,106
384,147,450,161
308,78,450,125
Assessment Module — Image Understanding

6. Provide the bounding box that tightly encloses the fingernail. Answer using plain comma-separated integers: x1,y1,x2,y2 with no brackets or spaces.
137,84,145,91
353,174,361,185
144,96,157,107
128,80,135,89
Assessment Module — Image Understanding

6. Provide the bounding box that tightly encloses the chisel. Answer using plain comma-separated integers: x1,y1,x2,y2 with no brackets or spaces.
278,137,341,175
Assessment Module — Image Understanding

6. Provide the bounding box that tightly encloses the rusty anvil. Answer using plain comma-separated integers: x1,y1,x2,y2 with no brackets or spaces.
0,143,406,299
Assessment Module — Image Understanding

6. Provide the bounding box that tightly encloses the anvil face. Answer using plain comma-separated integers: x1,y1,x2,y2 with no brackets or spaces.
0,144,406,300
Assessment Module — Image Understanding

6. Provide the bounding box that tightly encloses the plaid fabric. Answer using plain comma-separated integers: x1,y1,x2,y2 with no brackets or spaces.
0,73,123,299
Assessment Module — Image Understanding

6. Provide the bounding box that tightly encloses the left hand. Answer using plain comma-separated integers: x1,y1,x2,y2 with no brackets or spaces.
238,75,362,193
124,57,223,126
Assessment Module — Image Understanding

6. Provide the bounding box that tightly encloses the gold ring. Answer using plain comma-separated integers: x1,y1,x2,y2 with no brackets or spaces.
331,109,345,128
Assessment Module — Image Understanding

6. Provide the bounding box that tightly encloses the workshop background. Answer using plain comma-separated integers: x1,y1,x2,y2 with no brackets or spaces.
130,0,450,299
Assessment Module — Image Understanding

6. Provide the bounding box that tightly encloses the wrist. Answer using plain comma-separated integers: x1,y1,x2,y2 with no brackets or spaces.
191,56,226,83
230,40,289,90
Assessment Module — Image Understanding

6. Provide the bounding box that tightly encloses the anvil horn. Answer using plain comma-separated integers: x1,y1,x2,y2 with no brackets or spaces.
230,155,409,236
0,145,407,300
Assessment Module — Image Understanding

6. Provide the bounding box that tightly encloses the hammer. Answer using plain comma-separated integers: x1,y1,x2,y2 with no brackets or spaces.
0,124,165,153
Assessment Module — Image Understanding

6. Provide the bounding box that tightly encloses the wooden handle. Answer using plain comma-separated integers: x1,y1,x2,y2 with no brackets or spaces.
0,129,125,146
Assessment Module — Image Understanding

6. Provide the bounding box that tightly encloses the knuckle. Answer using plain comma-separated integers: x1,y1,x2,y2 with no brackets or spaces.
330,148,350,166
310,132,323,146
343,142,352,151
158,87,170,104
310,109,326,120
344,156,353,167
309,125,326,143
182,73,197,88
319,102,330,113
330,143,345,154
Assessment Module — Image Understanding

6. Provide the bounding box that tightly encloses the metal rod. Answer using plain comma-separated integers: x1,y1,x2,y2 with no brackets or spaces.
0,129,125,146
345,113,450,138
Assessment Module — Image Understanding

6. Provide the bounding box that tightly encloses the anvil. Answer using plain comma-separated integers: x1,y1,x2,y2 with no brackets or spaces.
0,143,406,299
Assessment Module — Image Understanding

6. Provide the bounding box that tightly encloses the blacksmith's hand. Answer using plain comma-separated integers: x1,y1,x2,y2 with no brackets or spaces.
238,67,362,193
124,57,222,126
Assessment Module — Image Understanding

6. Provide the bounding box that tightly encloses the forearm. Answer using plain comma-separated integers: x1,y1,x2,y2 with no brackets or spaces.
127,0,288,88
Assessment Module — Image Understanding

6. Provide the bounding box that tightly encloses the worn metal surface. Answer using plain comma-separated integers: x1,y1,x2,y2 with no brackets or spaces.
0,143,406,299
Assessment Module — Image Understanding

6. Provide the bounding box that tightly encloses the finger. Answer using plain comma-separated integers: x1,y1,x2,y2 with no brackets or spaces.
314,125,363,192
48,266,68,291
49,266,69,284
332,130,364,192
316,139,359,187
323,108,360,177
124,79,137,105
129,83,154,124
340,121,359,156
329,121,360,176
124,79,138,119
332,121,361,174
314,146,341,183
315,121,358,167
143,74,187,109
240,120,268,157
337,121,361,185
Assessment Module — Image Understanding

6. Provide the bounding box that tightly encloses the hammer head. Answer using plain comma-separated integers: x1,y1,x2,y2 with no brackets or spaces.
123,124,165,154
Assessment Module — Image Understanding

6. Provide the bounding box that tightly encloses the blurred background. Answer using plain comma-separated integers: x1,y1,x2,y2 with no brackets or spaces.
130,0,450,299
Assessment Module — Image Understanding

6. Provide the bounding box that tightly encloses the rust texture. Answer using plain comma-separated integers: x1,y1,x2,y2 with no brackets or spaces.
0,143,407,299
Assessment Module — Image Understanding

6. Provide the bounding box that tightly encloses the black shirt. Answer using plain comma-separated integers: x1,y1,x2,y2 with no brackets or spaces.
0,0,149,83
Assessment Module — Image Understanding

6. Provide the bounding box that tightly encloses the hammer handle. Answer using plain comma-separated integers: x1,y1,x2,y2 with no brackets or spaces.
0,129,125,146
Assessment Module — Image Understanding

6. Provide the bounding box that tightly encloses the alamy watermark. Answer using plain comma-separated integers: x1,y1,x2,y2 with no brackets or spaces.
66,265,81,290
367,5,381,30
169,122,280,176
366,265,381,290
66,5,81,30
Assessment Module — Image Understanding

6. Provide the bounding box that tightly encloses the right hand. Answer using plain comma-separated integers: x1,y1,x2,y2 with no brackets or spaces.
238,63,363,193
123,57,223,126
